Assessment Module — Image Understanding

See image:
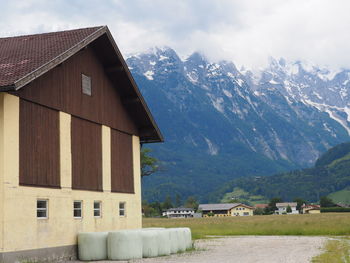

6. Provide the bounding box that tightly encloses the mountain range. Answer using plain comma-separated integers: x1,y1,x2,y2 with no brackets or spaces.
126,47,350,202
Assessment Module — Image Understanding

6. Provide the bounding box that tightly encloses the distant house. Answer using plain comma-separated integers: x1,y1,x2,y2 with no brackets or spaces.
199,203,254,217
275,202,299,214
302,204,320,214
254,204,268,210
162,207,195,218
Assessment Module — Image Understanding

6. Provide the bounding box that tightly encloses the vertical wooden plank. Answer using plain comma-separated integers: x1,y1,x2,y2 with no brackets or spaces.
16,47,138,135
111,129,134,193
19,99,60,187
71,116,102,191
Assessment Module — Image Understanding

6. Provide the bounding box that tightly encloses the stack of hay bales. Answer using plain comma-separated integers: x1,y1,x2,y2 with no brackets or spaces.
77,227,192,261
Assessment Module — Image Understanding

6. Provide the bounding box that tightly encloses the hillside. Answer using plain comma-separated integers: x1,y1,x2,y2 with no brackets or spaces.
127,47,350,202
211,142,350,203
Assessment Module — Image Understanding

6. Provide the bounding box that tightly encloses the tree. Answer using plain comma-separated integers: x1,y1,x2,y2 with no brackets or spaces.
184,196,199,210
141,148,160,178
320,196,335,207
293,198,306,213
175,193,182,207
267,197,283,213
253,208,265,215
286,205,292,213
162,195,173,210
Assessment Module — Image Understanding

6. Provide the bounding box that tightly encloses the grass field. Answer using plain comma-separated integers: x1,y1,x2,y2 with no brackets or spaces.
143,213,350,240
312,238,350,263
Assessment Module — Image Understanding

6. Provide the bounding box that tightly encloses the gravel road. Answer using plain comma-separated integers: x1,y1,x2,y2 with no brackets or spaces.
135,236,328,263
73,236,328,263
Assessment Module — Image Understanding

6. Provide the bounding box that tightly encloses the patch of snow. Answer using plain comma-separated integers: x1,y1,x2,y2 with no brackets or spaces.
269,79,279,84
235,79,244,87
227,72,235,78
223,89,232,98
204,137,219,155
187,72,198,83
199,65,204,68
143,70,154,80
303,99,350,135
207,93,225,113
159,55,168,61
344,107,350,122
312,91,323,100
149,61,156,66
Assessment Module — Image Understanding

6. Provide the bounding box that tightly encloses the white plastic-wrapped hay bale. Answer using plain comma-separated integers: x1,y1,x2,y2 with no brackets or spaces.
142,228,171,256
157,229,171,256
175,228,187,252
168,228,180,254
77,232,108,261
108,230,143,260
178,227,192,249
141,230,159,258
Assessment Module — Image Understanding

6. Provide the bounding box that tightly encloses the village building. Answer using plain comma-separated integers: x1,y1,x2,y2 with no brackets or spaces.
0,26,162,262
162,207,195,218
275,202,299,214
199,203,254,217
302,204,321,214
254,203,268,210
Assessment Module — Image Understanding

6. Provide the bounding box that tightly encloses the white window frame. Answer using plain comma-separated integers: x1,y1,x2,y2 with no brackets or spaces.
37,199,48,219
74,200,83,219
94,201,102,218
119,202,126,217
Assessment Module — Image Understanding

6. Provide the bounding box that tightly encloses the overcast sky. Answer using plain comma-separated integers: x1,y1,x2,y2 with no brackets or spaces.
1,0,350,70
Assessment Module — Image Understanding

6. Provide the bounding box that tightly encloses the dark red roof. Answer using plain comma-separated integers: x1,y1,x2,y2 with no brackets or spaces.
0,26,103,88
0,26,163,143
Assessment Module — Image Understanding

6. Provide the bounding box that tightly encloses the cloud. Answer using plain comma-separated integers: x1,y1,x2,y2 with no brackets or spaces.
1,0,350,70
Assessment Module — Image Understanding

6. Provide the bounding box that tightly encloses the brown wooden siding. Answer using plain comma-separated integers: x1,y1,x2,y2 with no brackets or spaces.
15,47,138,136
71,116,103,191
19,99,60,187
111,129,134,193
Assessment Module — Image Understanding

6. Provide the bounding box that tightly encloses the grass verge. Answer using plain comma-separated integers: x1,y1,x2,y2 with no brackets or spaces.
312,238,350,263
143,213,350,240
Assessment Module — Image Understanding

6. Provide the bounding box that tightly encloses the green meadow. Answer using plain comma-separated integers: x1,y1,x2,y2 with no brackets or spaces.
143,213,350,240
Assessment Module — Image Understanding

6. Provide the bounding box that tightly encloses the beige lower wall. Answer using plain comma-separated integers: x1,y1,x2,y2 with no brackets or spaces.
0,94,5,252
0,94,142,253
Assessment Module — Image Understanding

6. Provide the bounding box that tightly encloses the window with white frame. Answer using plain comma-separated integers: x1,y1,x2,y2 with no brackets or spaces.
37,199,48,219
74,201,83,218
94,201,101,217
119,202,126,217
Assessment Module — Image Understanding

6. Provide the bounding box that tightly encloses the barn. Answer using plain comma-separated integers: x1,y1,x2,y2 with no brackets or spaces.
0,26,162,262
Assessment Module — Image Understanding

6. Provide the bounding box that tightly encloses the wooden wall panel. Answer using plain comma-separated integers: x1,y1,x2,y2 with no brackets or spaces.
111,129,134,193
19,99,60,187
15,47,138,135
71,116,103,191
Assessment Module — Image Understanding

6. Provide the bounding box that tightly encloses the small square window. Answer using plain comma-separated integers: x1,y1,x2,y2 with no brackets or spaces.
119,202,126,217
94,201,101,217
37,200,48,219
74,201,83,218
82,74,92,96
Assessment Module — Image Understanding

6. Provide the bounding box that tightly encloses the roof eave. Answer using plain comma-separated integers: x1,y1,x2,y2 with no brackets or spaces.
103,28,164,143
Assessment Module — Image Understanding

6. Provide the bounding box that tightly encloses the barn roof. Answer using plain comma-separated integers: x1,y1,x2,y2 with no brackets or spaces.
0,26,163,143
